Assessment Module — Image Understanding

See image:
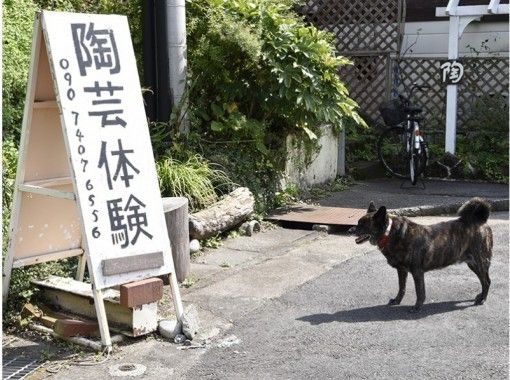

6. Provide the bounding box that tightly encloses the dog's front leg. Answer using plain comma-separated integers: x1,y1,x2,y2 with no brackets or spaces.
389,268,407,305
410,269,425,313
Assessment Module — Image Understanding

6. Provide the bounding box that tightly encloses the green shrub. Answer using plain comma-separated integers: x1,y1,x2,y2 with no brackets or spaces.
2,0,38,141
194,136,283,214
2,139,18,249
156,154,235,212
456,95,508,183
187,0,364,145
185,0,364,209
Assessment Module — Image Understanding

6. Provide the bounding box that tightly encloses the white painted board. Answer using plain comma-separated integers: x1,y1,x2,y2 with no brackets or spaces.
40,11,174,289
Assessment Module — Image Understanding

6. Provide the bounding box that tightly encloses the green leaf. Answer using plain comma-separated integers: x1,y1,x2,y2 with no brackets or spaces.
211,103,224,117
302,126,318,140
211,121,224,131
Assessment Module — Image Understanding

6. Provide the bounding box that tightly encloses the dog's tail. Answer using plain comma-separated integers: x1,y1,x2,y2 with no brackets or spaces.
458,197,490,225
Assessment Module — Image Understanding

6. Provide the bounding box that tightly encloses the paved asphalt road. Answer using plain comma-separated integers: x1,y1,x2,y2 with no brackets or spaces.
182,213,509,380
11,213,507,380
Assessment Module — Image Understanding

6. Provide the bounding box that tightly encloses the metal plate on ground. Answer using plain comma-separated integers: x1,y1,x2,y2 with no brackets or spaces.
267,206,366,226
2,356,41,380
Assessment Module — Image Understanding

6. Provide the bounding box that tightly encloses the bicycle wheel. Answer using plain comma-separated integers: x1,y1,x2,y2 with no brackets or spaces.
410,133,417,185
377,126,410,179
378,126,428,180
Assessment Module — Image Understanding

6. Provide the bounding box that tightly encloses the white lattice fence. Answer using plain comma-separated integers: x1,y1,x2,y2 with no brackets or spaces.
299,0,403,125
338,55,390,122
392,57,509,146
302,0,403,54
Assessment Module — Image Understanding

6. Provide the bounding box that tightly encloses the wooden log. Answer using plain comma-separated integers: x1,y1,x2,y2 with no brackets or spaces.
162,197,190,282
189,187,255,240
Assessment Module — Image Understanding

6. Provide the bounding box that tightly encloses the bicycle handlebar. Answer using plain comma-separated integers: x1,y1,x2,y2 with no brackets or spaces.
409,82,430,99
397,83,430,105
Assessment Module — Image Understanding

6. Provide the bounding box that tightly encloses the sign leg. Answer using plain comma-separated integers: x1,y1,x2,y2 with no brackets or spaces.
75,254,87,282
2,253,15,306
168,272,184,321
92,286,112,352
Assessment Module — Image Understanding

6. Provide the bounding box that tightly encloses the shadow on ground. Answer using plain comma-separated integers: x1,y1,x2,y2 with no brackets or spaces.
296,299,476,324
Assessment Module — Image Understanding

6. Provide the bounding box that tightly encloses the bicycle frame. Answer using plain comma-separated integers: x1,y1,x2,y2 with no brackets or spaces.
377,82,430,184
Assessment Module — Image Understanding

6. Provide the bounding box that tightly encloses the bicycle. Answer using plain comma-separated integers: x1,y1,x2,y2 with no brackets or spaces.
377,83,429,186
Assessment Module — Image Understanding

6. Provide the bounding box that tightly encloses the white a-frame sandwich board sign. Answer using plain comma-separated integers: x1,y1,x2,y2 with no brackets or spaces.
2,10,183,350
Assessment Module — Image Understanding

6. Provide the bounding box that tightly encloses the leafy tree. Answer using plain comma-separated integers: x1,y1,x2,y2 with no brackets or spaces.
186,0,364,153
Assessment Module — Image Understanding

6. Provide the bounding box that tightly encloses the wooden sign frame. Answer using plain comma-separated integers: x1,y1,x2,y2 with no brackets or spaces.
2,11,184,351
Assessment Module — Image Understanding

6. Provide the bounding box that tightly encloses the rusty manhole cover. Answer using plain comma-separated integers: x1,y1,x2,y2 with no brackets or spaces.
267,206,365,226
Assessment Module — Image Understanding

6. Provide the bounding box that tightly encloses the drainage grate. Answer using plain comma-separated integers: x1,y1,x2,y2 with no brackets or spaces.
2,356,42,380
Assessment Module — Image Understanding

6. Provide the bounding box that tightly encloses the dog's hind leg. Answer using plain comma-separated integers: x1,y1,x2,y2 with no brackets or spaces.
410,269,426,313
388,268,407,305
467,262,491,305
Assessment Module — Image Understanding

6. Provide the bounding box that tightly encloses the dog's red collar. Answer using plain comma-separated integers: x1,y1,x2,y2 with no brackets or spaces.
377,218,393,249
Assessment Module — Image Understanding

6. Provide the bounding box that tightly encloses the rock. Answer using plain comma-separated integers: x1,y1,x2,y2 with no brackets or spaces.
241,220,261,236
189,239,201,254
173,334,186,344
158,318,182,340
312,224,330,233
217,334,242,348
249,220,261,234
427,152,470,179
182,304,200,340
240,222,251,236
240,220,260,236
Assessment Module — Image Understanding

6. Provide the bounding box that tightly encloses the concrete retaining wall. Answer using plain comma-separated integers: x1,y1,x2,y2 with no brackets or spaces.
282,125,341,190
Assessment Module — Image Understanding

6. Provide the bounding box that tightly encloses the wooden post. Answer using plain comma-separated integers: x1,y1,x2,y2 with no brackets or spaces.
162,197,190,282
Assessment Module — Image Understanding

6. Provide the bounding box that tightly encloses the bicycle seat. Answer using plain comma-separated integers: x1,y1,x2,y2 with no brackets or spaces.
404,106,422,114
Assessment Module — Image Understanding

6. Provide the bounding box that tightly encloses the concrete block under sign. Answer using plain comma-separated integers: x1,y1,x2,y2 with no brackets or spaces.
32,276,158,337
120,278,163,308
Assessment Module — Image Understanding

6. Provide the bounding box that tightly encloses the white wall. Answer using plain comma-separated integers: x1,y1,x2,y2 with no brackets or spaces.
401,20,509,57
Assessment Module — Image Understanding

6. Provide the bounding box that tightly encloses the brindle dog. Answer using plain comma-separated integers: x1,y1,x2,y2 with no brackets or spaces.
349,198,493,312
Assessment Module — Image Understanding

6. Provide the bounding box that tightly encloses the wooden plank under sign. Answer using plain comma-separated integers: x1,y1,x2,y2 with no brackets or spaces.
33,276,158,337
101,251,164,276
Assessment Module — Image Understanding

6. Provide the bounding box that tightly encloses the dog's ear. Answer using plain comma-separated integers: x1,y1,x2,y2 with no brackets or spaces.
374,206,386,222
367,201,376,213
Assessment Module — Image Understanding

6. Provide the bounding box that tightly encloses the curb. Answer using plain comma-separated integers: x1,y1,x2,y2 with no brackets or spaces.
390,199,509,217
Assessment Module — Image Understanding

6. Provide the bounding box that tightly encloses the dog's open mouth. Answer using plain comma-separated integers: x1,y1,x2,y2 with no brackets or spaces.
355,234,370,244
